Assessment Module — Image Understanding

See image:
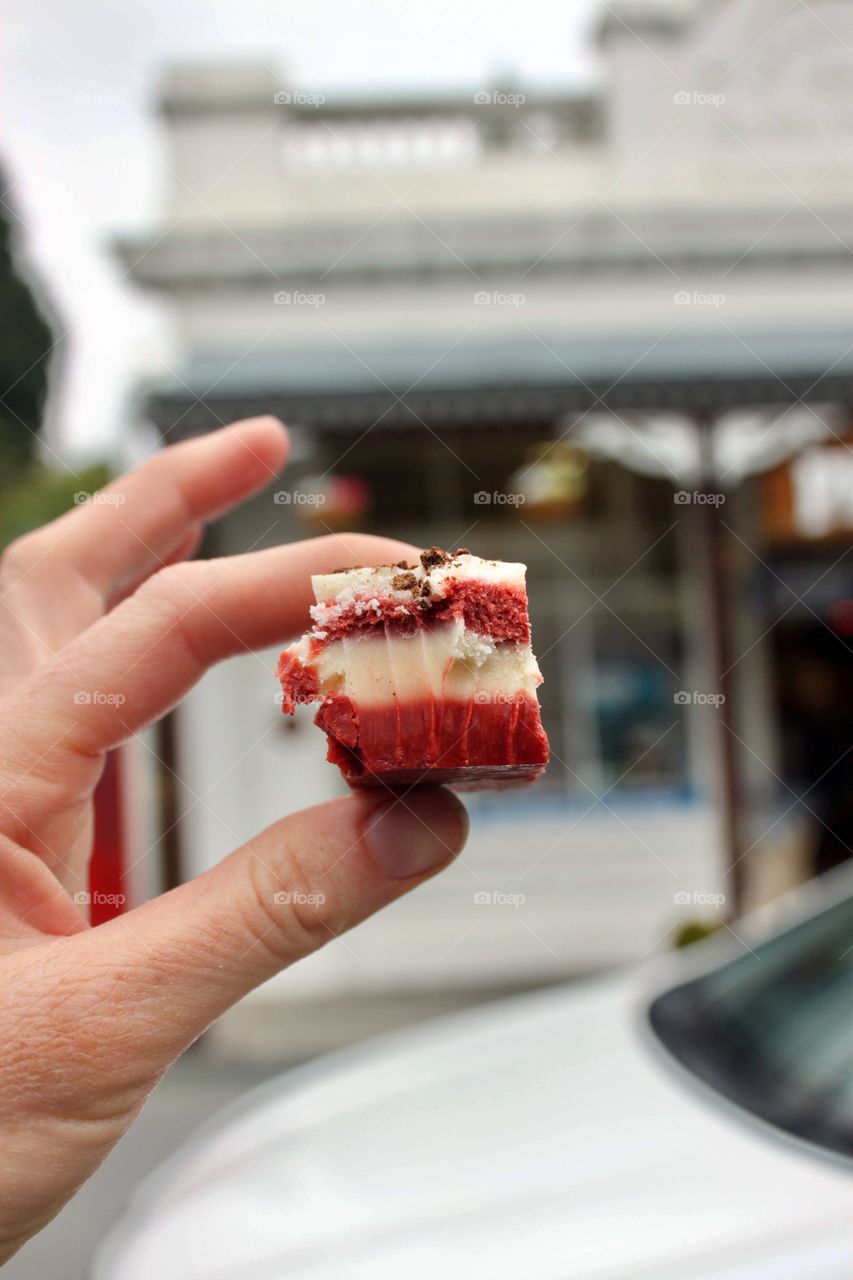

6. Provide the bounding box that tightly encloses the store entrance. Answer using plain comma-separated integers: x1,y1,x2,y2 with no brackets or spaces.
773,618,853,876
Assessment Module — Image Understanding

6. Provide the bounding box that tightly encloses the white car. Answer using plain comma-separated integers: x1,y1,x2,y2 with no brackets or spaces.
95,872,853,1280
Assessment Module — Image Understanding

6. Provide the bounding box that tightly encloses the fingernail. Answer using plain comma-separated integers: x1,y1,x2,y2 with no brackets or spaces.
364,788,468,880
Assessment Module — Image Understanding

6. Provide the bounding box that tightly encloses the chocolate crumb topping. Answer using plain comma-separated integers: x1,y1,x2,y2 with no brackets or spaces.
329,548,471,578
420,546,450,570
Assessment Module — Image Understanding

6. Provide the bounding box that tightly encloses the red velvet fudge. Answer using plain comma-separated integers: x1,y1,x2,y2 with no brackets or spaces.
276,547,549,789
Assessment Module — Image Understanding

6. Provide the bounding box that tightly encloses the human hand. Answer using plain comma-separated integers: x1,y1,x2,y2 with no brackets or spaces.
0,416,467,1262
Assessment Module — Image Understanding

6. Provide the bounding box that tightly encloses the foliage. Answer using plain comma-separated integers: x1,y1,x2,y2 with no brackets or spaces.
0,167,57,476
673,919,724,949
0,462,111,551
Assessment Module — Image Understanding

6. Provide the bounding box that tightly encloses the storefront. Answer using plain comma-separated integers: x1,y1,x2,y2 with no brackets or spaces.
116,1,853,1048
757,434,853,876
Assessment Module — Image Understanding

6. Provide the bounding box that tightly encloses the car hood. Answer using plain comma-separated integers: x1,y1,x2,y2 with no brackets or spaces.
95,976,852,1280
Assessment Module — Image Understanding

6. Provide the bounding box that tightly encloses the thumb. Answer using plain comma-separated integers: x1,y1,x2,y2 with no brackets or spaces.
70,787,467,1074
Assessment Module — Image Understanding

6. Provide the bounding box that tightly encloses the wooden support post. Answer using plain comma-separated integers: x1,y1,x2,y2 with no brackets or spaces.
695,413,746,916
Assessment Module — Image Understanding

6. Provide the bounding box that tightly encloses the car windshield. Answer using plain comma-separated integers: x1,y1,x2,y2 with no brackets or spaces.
648,890,853,1160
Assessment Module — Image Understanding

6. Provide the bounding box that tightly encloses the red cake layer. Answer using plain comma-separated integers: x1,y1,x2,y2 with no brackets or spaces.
310,580,530,648
276,651,320,712
315,692,549,787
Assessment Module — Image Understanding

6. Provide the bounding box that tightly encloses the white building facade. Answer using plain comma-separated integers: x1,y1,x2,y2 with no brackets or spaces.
122,0,853,1055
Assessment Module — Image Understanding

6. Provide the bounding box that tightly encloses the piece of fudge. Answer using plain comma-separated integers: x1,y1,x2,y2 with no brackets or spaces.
276,547,550,789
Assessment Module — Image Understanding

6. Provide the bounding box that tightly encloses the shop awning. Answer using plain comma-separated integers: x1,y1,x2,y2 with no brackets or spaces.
148,326,853,437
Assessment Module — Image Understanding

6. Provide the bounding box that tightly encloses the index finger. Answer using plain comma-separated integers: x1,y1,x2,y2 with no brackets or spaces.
8,532,420,763
12,417,289,600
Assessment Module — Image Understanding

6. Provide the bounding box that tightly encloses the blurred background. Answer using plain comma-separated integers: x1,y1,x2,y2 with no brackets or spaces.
3,0,853,1271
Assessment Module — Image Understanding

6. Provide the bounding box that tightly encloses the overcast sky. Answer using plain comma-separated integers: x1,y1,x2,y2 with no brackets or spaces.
2,0,599,462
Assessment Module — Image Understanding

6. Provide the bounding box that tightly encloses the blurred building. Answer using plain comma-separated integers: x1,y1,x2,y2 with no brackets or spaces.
120,0,853,1056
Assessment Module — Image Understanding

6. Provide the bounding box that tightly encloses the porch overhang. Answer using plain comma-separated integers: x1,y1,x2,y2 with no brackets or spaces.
146,326,853,438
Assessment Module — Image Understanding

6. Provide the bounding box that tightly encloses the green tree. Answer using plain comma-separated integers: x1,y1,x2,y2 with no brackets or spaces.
0,173,113,549
0,173,55,477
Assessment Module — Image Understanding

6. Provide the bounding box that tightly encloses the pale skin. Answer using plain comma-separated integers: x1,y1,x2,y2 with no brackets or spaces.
0,416,468,1263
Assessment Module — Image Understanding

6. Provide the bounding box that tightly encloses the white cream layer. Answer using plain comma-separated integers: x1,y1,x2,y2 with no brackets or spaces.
288,618,542,709
310,553,526,629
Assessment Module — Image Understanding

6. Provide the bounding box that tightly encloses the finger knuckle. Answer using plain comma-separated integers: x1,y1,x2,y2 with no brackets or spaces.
140,560,204,609
136,561,208,632
244,850,333,965
130,561,217,671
